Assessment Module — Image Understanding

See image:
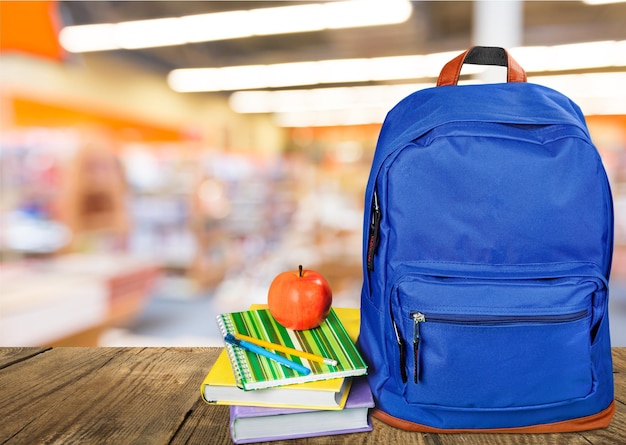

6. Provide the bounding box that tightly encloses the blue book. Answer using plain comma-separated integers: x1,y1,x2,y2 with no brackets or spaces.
229,377,374,444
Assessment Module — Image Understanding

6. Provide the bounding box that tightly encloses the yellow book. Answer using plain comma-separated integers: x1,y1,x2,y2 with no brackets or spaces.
200,306,361,410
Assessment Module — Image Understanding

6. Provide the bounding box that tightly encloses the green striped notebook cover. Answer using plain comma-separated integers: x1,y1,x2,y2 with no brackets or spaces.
217,308,367,391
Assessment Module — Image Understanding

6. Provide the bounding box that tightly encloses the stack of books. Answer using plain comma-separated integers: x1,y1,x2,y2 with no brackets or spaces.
200,306,373,444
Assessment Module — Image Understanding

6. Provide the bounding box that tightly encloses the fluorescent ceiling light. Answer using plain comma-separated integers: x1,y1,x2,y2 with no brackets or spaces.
531,72,626,100
58,24,119,52
275,108,391,127
229,84,432,114
229,72,626,127
250,4,326,35
509,41,626,72
324,0,412,28
169,40,626,93
116,18,186,49
167,53,477,93
234,83,430,127
59,0,412,52
582,0,626,4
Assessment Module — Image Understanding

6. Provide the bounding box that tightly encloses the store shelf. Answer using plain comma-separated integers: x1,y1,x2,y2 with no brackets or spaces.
0,253,160,346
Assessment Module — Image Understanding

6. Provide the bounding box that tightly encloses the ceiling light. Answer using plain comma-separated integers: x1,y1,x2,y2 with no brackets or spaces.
582,0,626,4
59,0,412,52
168,57,451,93
230,84,435,126
324,0,412,28
274,108,391,127
116,18,186,49
509,41,626,72
58,23,118,52
250,4,325,35
169,40,626,93
229,84,431,114
229,72,626,127
182,11,253,42
533,72,626,98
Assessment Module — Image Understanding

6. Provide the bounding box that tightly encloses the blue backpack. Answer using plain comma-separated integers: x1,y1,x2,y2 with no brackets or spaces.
358,47,615,432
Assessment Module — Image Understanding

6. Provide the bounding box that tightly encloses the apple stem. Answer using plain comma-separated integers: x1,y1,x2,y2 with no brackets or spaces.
298,265,303,277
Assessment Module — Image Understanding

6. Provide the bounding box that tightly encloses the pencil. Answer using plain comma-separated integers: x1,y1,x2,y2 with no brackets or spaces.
234,333,338,366
224,334,311,375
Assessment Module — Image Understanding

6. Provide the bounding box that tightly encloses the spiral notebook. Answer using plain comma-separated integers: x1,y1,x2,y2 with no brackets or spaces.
216,307,367,391
201,348,353,410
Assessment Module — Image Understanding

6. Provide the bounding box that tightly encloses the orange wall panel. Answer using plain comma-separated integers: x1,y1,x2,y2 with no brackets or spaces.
0,1,64,61
11,97,185,142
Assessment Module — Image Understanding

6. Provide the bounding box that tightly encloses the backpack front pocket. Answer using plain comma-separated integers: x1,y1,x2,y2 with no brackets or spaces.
388,263,606,409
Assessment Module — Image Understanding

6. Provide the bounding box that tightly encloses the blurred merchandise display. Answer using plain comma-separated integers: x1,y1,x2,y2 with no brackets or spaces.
189,151,301,291
0,252,160,346
0,128,77,257
587,115,626,280
121,143,198,272
0,128,129,258
0,0,622,350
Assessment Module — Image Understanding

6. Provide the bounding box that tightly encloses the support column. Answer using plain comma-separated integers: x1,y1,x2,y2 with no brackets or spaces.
472,1,523,82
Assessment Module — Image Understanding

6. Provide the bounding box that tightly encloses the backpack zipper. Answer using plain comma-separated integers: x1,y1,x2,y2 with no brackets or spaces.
366,190,381,272
412,312,425,383
392,315,408,383
408,309,588,384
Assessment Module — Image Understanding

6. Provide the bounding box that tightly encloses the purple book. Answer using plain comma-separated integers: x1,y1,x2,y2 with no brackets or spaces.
229,377,374,444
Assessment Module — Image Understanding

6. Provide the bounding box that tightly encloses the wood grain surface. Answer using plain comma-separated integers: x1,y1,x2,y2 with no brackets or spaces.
0,347,623,444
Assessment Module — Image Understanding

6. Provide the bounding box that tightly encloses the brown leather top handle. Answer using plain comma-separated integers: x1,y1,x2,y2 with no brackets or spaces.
437,46,527,87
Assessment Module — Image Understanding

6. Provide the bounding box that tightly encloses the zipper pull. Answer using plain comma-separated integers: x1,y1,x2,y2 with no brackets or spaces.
412,312,425,384
366,190,381,272
392,318,408,383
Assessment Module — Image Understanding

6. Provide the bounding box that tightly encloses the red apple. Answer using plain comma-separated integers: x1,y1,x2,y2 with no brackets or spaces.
268,265,333,330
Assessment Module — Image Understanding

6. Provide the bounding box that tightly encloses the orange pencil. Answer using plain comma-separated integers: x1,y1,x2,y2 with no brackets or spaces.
233,333,338,366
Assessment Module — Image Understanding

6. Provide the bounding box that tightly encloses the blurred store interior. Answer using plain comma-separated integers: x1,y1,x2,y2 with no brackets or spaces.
1,1,626,347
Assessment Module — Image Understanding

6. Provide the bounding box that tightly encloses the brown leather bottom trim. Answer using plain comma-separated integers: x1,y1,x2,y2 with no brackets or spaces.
373,400,615,433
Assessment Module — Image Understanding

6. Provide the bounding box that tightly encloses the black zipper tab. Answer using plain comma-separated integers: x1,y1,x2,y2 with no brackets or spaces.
412,312,425,383
392,318,408,383
366,191,381,272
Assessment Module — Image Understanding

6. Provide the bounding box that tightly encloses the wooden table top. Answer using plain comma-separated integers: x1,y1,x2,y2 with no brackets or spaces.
1,347,624,444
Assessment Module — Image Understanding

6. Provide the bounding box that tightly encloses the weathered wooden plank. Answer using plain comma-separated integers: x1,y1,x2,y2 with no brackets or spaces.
0,347,217,444
1,348,624,444
172,403,430,445
612,348,626,402
287,348,626,445
367,421,591,445
169,399,232,444
286,420,431,445
0,347,50,369
336,419,429,444
174,349,626,444
579,403,626,444
578,348,626,445
433,432,595,445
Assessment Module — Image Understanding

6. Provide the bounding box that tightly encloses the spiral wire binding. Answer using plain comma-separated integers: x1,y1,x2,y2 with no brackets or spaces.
216,314,253,388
